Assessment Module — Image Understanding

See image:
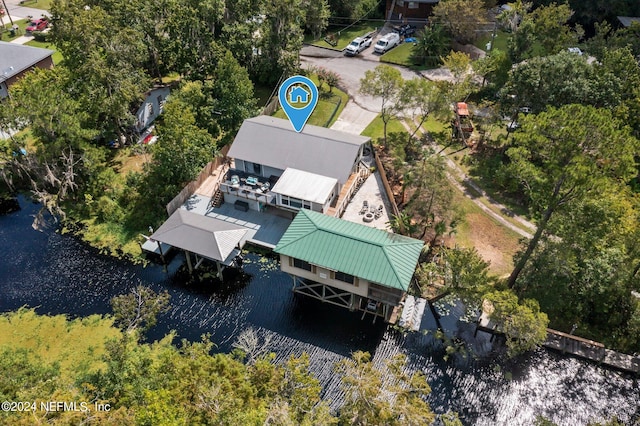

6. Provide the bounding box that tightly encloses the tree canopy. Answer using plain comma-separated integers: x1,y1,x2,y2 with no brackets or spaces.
504,104,639,290
0,308,440,424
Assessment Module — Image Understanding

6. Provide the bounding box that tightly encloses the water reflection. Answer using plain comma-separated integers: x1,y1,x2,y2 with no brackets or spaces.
1,196,638,425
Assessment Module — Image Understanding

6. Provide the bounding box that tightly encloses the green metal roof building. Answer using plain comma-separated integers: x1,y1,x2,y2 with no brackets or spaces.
275,209,423,290
274,210,424,322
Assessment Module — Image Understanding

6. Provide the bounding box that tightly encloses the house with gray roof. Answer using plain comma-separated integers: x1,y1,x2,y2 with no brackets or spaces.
617,16,640,28
223,115,371,214
0,42,54,99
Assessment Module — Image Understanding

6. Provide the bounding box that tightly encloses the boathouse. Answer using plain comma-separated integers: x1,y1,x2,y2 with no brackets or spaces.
274,209,424,322
148,209,248,277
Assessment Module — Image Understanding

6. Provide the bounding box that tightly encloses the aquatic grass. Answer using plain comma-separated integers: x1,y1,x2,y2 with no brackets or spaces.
0,308,121,375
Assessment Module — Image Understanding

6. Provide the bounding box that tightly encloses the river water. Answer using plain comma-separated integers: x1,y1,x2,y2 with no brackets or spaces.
1,197,638,425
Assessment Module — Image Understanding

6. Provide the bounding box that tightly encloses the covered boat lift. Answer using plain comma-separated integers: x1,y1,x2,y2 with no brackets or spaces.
147,209,249,278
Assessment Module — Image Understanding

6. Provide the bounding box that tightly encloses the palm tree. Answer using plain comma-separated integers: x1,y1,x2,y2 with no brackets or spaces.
411,24,450,67
387,212,417,236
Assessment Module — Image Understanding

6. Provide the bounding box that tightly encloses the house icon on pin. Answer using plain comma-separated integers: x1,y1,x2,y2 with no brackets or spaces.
289,86,310,104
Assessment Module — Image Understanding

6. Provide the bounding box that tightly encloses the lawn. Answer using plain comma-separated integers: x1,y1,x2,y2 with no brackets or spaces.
380,42,415,67
13,0,52,11
422,116,447,134
474,30,510,53
254,84,276,110
450,185,522,277
272,74,348,128
310,23,382,51
360,115,406,140
25,39,63,64
0,19,29,42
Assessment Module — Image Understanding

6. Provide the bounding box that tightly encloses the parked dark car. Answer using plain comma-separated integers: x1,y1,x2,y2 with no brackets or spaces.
393,24,416,37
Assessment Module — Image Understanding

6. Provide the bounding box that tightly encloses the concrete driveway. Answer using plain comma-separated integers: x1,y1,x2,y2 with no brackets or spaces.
329,100,377,134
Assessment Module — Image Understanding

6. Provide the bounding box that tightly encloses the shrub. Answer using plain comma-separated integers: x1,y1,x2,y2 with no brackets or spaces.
96,195,124,223
32,31,50,42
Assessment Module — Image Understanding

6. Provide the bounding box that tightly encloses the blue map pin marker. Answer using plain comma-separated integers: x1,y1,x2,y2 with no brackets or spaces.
278,75,318,132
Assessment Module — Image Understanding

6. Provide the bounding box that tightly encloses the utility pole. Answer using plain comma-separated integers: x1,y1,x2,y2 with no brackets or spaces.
1,0,14,27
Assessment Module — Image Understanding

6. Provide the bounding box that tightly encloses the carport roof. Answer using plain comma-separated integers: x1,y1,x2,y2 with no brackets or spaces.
150,209,247,263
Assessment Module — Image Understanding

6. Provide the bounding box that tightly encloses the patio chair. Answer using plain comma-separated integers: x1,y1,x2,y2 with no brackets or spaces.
374,205,383,219
359,200,369,215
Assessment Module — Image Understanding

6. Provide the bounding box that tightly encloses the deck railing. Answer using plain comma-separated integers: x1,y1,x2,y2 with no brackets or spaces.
219,182,275,205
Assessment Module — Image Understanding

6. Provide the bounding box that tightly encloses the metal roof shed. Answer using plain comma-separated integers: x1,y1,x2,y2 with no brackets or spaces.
274,209,424,291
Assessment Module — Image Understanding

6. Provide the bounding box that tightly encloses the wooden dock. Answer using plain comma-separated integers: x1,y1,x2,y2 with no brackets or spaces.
474,310,639,374
544,329,640,375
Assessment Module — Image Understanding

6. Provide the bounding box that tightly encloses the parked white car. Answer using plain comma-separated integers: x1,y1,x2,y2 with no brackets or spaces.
344,35,372,56
374,32,400,54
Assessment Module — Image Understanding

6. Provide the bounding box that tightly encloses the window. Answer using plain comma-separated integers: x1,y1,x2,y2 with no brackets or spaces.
408,1,418,9
253,163,262,175
293,258,312,271
289,198,302,209
280,195,309,209
147,103,154,117
334,271,355,284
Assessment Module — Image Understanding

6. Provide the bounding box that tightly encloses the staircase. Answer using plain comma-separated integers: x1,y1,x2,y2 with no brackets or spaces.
209,189,224,209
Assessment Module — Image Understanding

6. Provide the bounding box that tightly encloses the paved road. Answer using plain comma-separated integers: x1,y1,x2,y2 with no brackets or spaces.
2,0,50,21
301,53,420,113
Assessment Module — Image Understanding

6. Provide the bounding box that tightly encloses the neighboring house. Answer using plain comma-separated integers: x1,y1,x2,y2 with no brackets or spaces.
289,86,309,103
224,116,370,213
386,0,439,22
274,209,424,322
133,85,171,134
0,42,54,99
617,16,640,28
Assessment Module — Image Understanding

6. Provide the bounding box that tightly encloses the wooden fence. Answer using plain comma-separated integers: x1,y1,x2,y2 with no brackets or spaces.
374,151,400,218
165,145,230,216
262,97,279,116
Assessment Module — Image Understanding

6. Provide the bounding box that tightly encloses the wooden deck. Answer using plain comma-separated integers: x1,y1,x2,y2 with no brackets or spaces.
326,170,361,217
195,165,228,198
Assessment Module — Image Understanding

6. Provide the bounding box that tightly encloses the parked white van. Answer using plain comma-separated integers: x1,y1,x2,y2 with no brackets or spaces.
374,33,400,54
